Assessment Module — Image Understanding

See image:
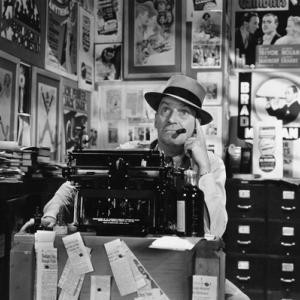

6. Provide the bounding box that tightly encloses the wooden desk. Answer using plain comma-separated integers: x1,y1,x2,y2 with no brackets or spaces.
10,234,225,300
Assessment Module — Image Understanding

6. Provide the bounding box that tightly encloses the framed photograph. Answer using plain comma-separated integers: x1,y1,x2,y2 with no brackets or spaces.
95,43,122,82
124,0,183,79
31,67,60,160
0,51,19,141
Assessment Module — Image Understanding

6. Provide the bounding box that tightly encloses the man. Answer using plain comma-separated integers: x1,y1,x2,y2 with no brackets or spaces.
41,75,249,300
266,85,300,125
260,13,281,45
235,12,260,65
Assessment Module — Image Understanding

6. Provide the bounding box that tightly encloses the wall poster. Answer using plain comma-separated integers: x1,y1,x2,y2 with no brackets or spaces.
45,0,78,78
0,0,46,67
233,1,300,67
78,6,95,91
33,70,60,160
94,0,123,43
94,43,122,82
62,78,90,154
0,53,18,141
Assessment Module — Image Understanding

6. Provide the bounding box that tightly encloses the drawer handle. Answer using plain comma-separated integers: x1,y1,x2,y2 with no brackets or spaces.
236,275,251,281
281,206,296,211
280,278,295,283
237,205,252,210
237,240,251,245
281,242,296,247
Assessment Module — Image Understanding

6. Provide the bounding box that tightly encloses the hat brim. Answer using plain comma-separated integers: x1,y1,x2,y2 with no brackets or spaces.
144,92,213,125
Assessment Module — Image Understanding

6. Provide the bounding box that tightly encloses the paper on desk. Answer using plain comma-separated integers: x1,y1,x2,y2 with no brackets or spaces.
62,232,93,274
58,290,78,300
58,247,90,297
192,275,218,300
90,275,111,300
104,239,137,296
36,247,58,300
121,241,170,300
149,236,196,251
35,230,56,250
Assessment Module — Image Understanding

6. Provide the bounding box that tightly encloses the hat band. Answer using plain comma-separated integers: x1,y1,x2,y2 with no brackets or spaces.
164,86,202,108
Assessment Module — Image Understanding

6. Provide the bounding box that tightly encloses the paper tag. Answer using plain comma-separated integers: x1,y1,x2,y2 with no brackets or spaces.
36,248,58,300
239,190,250,198
192,275,218,300
104,239,137,296
62,232,93,274
282,227,294,236
0,234,5,258
238,261,249,270
238,225,250,234
121,241,170,300
58,247,90,297
282,263,294,272
35,230,56,250
90,275,111,300
282,191,295,200
58,290,78,300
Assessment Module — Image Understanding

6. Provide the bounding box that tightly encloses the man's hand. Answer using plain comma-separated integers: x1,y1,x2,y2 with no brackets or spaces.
184,118,211,175
41,216,56,228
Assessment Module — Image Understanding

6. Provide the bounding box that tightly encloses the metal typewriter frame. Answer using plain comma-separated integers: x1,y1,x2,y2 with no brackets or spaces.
63,149,181,235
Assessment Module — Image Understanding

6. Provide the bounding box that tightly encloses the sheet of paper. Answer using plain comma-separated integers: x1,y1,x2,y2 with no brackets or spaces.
104,239,137,296
58,290,77,300
192,275,218,300
36,248,58,300
121,241,170,300
58,247,90,297
35,230,56,250
62,232,93,274
149,236,195,251
90,275,111,300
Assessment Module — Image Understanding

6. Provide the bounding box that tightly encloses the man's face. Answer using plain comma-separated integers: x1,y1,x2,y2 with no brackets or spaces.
262,15,277,34
247,16,259,34
155,96,196,146
285,87,297,103
140,11,149,26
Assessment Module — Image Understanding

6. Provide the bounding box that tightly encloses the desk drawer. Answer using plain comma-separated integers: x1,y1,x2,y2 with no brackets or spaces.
226,254,266,292
226,181,266,219
267,185,299,221
224,219,266,254
267,221,300,255
266,256,300,296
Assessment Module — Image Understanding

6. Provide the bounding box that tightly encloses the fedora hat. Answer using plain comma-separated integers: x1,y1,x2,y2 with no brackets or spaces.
144,74,213,125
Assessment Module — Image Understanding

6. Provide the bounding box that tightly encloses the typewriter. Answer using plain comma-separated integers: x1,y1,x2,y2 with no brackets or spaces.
63,149,182,236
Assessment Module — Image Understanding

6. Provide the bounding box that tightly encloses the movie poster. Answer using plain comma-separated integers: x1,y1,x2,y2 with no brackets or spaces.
63,82,90,153
95,43,122,82
94,0,123,43
191,10,222,68
0,0,46,67
78,6,95,91
186,0,223,21
133,0,176,66
233,1,300,67
0,67,13,141
232,70,300,177
36,82,58,159
45,0,77,78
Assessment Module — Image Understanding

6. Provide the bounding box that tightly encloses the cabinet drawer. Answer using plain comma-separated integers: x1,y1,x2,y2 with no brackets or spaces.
226,181,266,219
267,221,300,255
226,254,266,292
224,219,266,254
268,184,299,221
266,256,300,295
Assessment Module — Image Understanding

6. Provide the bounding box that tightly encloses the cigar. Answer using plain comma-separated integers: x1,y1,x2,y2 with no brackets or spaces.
176,128,186,135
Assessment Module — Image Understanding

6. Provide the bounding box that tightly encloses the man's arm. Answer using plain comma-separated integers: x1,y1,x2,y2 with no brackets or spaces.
42,181,77,227
198,152,228,237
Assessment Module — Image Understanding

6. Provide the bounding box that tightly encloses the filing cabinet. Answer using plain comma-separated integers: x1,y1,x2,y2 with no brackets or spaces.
224,179,300,300
226,253,266,300
266,256,300,300
224,218,267,254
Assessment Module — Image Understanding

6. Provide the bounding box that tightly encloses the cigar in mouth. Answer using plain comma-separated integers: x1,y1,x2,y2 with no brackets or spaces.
176,128,186,135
